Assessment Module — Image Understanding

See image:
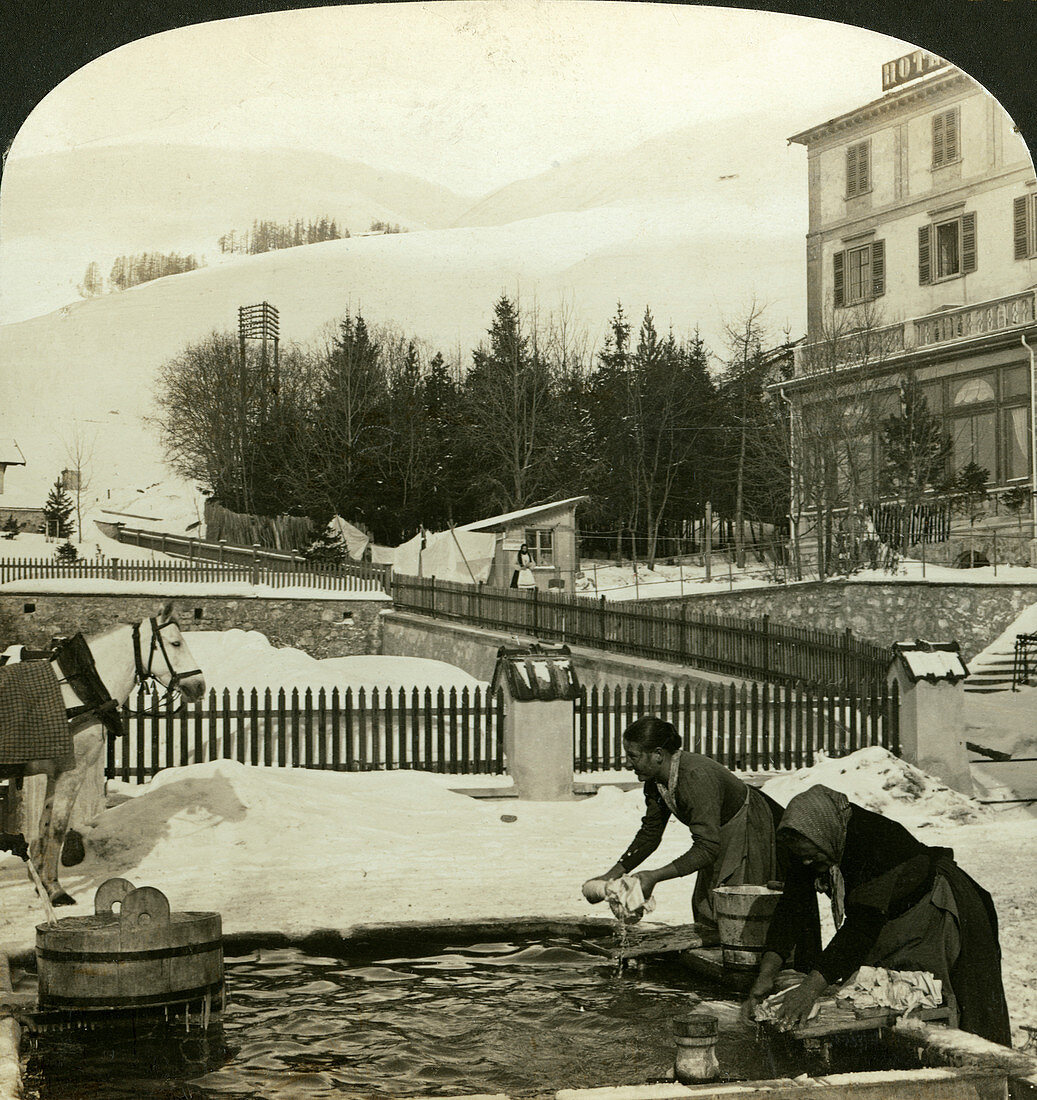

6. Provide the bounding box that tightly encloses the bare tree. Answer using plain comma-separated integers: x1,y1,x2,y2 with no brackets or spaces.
62,425,95,543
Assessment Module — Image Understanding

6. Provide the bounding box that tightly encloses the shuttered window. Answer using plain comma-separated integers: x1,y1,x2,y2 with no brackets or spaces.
833,240,885,307
932,108,960,169
845,140,871,198
918,212,976,283
1013,194,1037,260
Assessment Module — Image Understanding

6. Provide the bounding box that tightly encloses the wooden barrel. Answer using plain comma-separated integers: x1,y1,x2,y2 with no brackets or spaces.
712,885,782,970
36,879,223,1012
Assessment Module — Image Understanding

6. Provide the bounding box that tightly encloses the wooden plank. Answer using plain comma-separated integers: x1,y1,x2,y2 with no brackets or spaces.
581,923,720,960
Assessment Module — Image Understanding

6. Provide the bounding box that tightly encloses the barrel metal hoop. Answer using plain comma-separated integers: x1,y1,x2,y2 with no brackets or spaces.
36,939,222,963
38,979,224,1009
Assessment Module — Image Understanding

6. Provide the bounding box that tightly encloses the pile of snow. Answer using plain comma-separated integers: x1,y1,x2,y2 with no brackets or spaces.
761,746,985,826
965,691,1037,759
95,480,207,536
184,628,487,694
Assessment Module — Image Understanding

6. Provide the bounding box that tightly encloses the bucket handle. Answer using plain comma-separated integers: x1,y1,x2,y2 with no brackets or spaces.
95,878,136,915
119,886,171,929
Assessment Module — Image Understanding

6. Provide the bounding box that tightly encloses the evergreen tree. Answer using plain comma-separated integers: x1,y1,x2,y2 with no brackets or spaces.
880,377,953,552
43,478,75,539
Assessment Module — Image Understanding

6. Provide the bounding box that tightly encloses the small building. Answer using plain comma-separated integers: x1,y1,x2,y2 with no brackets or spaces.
0,439,25,497
458,496,589,593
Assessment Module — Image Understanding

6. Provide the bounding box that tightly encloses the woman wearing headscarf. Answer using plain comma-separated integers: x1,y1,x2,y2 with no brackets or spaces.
581,716,785,925
743,785,1010,1045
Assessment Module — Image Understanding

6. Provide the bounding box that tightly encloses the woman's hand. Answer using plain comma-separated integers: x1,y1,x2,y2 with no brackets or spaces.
633,869,659,899
739,951,783,1025
581,877,608,903
775,971,828,1029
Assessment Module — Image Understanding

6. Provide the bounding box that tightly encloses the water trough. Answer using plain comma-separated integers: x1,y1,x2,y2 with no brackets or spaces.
1,912,1029,1100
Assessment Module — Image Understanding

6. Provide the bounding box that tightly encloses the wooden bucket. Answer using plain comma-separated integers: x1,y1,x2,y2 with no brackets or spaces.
712,885,782,970
36,879,223,1012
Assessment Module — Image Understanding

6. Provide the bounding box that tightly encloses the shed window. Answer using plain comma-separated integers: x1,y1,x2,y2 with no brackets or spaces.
524,528,554,565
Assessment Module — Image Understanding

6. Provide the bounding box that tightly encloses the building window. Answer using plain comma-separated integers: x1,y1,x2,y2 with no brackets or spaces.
918,212,976,284
833,240,885,307
932,107,960,169
524,528,554,565
845,140,871,198
1013,194,1037,260
952,410,996,479
1003,405,1032,481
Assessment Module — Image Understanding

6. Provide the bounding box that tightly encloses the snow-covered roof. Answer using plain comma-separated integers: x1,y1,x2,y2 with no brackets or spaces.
0,440,25,466
458,496,589,532
891,640,970,684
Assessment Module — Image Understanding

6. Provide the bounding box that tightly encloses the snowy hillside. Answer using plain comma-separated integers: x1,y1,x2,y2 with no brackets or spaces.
0,199,804,505
0,143,473,323
455,112,805,227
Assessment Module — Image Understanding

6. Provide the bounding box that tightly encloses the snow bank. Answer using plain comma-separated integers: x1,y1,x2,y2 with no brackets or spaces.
761,745,985,826
184,628,486,694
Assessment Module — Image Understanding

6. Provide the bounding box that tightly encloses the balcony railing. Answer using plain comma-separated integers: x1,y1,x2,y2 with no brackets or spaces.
913,290,1035,347
795,289,1037,375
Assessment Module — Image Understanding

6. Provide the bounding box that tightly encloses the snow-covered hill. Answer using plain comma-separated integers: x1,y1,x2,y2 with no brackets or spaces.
0,143,473,323
0,196,804,505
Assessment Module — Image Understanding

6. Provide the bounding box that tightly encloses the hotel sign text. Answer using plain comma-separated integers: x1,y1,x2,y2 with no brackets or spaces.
882,51,947,92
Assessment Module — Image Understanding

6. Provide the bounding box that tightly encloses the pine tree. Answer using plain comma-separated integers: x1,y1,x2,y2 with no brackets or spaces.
42,478,75,539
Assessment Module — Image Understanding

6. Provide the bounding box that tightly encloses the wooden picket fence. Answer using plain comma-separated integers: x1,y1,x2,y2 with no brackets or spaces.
574,679,899,773
107,678,897,783
0,555,388,593
392,574,890,691
108,686,505,783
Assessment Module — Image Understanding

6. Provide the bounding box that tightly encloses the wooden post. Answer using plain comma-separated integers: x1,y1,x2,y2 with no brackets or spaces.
704,501,712,582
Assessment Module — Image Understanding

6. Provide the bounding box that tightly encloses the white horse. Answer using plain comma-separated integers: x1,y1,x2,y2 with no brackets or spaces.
0,602,205,905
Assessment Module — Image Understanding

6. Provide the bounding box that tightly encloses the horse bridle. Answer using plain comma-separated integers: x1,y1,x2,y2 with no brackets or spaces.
132,617,203,694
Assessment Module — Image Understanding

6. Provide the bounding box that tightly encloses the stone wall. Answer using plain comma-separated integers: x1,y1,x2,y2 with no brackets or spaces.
645,581,1037,661
0,592,389,659
381,611,744,691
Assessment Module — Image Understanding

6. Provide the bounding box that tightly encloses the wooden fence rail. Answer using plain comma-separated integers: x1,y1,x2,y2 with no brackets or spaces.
391,574,890,691
0,555,388,593
107,679,897,783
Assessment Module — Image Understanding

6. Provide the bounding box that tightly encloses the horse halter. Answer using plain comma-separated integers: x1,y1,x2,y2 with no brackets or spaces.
132,617,202,694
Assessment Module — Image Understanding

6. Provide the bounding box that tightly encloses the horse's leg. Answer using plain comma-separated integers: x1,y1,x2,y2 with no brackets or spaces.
0,780,29,860
34,728,105,906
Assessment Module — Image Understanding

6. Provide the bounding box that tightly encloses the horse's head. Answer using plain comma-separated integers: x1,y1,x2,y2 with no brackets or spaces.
141,602,206,703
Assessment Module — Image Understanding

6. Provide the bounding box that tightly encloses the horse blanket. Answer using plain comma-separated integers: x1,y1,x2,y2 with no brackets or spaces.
0,660,74,765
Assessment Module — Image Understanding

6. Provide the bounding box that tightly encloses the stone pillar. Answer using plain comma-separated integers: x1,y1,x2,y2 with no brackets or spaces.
503,697,574,801
492,642,580,801
888,643,973,796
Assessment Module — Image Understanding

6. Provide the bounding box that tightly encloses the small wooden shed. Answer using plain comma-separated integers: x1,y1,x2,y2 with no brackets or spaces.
457,496,588,593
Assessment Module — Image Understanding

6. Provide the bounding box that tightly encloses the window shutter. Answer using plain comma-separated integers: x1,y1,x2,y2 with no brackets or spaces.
858,142,870,194
871,239,885,298
1014,196,1029,260
932,113,945,167
945,109,959,164
962,211,977,273
833,250,845,308
918,225,931,285
846,145,858,197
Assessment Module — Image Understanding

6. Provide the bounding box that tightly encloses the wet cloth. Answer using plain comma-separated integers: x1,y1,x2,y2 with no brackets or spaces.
0,660,73,764
752,984,822,1025
618,750,781,925
604,874,656,923
837,966,942,1017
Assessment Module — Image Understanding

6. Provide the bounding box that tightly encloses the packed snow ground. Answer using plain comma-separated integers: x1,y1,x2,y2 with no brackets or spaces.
577,557,1037,601
0,745,1032,1045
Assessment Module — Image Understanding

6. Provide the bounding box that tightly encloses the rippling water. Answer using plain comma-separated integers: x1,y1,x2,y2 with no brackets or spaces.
25,938,825,1099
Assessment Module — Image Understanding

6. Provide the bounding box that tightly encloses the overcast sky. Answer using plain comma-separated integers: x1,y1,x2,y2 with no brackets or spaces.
9,1,922,196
